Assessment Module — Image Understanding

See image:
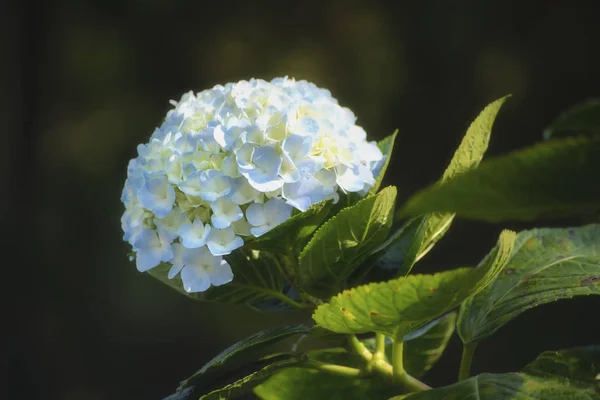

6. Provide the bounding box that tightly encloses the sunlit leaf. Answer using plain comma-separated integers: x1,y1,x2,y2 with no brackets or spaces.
313,230,515,337
297,186,397,297
369,130,398,195
458,224,600,344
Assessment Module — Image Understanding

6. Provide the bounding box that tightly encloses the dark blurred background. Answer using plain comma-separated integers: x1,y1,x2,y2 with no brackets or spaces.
6,0,600,399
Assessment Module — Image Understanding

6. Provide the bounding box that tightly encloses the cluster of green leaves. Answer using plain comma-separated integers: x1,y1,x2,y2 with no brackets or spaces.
160,98,600,399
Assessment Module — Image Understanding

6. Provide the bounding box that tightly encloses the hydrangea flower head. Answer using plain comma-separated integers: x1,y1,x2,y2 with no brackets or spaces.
121,77,383,293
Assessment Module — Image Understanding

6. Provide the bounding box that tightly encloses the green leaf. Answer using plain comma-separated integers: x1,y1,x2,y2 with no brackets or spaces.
399,136,600,222
381,97,507,274
363,312,457,378
370,216,430,278
247,200,333,254
254,349,399,400
458,224,600,344
167,325,309,399
313,230,516,337
523,346,600,384
397,346,600,399
394,372,599,400
369,130,398,195
420,96,509,251
148,248,298,309
544,99,600,139
298,186,397,297
200,356,304,400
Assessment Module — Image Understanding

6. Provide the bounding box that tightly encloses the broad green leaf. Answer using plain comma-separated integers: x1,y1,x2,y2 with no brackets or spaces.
363,312,457,378
313,230,516,337
458,224,600,344
544,99,600,139
397,346,600,399
200,355,304,400
400,137,600,222
149,248,296,309
171,325,309,398
523,346,600,384
369,130,398,195
395,372,598,400
246,200,333,254
254,349,398,400
298,186,397,297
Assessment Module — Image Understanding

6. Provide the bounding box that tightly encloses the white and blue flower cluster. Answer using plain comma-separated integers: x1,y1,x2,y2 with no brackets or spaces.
121,77,383,293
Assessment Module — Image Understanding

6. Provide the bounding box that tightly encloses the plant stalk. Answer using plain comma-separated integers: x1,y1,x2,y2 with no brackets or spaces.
459,342,478,381
374,333,386,360
304,360,363,377
392,334,431,391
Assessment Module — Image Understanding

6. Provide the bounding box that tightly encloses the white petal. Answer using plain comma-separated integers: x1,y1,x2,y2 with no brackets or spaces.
245,203,267,227
181,265,211,293
179,219,211,248
138,175,175,218
206,227,244,256
263,198,292,226
250,225,270,237
210,197,243,228
230,180,263,205
235,143,255,170
168,263,184,279
135,249,161,272
335,165,365,192
210,260,234,286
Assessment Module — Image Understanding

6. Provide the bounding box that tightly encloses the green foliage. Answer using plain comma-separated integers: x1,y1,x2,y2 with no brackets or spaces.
394,372,598,399
369,130,398,195
199,356,304,400
458,224,600,344
155,98,600,400
371,216,429,277
395,346,600,399
400,136,600,222
297,186,397,297
523,346,600,383
371,97,507,279
313,230,515,337
254,349,399,400
544,99,600,139
416,96,509,257
166,325,309,399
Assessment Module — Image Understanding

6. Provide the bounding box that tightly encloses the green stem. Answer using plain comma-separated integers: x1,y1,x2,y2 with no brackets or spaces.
349,335,374,362
391,337,405,379
459,342,478,381
304,360,363,377
374,333,386,360
392,334,431,391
